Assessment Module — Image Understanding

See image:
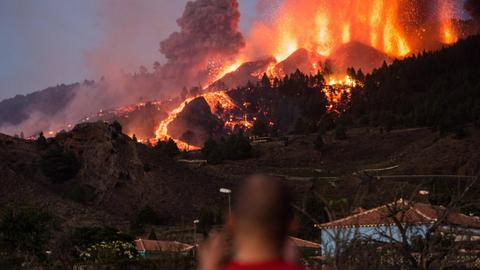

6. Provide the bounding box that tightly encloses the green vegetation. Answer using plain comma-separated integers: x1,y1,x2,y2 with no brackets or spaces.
111,120,123,133
197,207,222,235
155,138,180,158
79,240,138,264
131,206,163,235
202,131,252,164
69,226,133,252
40,147,82,183
0,205,52,264
36,131,48,149
228,70,327,134
349,35,480,132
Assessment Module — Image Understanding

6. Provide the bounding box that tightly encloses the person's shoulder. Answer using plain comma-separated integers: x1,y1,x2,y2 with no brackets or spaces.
222,260,304,270
285,264,304,270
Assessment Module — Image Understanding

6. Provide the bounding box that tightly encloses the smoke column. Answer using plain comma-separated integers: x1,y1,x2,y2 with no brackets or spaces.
159,0,245,88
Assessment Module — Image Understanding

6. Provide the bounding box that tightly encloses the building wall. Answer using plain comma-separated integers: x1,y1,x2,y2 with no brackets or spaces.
320,224,430,256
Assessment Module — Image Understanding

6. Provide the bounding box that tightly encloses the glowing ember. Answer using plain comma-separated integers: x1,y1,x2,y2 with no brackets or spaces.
324,75,358,112
245,0,458,61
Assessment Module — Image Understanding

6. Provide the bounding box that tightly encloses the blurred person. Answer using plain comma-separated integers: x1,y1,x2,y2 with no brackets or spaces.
199,174,303,270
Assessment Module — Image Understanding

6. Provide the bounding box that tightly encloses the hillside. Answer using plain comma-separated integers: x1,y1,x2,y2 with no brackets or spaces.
0,122,228,228
349,35,480,132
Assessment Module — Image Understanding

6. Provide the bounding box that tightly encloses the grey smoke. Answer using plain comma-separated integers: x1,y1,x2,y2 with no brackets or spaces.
159,0,245,87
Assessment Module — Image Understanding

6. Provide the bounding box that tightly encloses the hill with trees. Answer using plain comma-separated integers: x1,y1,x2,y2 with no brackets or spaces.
348,35,480,133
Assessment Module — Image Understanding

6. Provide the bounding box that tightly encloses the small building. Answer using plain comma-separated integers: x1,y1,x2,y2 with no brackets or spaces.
288,236,322,257
134,239,194,258
316,199,480,256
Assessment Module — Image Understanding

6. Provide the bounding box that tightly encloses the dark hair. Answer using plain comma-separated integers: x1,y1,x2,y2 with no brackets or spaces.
234,174,294,246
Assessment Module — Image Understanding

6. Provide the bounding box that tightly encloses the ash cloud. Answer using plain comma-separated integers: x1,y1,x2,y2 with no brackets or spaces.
159,0,245,87
0,0,245,137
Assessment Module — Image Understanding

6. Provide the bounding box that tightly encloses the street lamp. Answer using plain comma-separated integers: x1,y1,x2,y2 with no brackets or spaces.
219,188,232,218
193,219,199,256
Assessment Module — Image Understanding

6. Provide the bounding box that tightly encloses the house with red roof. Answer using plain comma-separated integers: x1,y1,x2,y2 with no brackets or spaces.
315,199,480,256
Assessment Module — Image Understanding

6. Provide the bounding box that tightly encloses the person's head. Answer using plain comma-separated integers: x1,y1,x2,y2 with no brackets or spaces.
230,174,294,253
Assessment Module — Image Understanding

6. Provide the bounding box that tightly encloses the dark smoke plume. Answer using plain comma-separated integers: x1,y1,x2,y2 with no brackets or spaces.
159,0,245,87
465,0,480,19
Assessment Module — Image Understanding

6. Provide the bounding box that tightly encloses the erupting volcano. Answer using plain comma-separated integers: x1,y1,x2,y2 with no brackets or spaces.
246,0,461,62
4,0,476,150
144,0,469,149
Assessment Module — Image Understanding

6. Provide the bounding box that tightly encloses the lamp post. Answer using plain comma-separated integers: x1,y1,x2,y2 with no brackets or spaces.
193,219,199,256
219,188,232,219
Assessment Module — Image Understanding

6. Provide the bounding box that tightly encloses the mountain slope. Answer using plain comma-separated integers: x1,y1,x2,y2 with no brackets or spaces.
0,122,228,227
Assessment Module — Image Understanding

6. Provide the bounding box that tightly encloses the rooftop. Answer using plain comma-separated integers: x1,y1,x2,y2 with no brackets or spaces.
316,199,480,229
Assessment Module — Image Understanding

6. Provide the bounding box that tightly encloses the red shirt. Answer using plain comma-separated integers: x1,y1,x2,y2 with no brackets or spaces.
223,259,304,270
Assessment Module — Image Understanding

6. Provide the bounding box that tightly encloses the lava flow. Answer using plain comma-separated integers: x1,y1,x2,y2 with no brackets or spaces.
142,0,467,149
154,91,247,150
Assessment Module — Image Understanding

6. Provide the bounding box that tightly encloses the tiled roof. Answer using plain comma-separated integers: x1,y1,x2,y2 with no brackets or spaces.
289,236,321,249
134,239,193,253
316,199,480,229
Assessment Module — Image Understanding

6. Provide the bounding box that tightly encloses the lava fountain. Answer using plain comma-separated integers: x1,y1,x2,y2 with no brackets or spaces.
244,0,459,62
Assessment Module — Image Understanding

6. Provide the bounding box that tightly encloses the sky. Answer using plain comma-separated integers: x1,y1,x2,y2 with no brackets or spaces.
0,0,258,101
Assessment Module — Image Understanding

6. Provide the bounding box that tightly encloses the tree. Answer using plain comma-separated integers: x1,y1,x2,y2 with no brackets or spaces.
181,87,188,100
0,205,52,262
69,226,133,252
155,138,180,158
36,132,47,148
40,148,81,183
261,73,271,89
189,86,200,97
202,138,223,164
153,61,161,72
197,207,221,236
214,102,224,114
111,121,122,133
224,131,252,160
252,118,268,136
148,229,157,240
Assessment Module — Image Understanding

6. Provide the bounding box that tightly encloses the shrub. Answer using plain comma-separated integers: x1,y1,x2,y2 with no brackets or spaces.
40,147,81,183
202,138,223,164
0,205,52,260
80,240,137,264
201,131,252,164
69,226,133,253
111,121,123,133
252,119,268,136
155,138,180,158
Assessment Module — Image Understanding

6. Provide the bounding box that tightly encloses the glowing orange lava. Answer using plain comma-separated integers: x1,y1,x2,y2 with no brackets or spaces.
244,0,458,61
